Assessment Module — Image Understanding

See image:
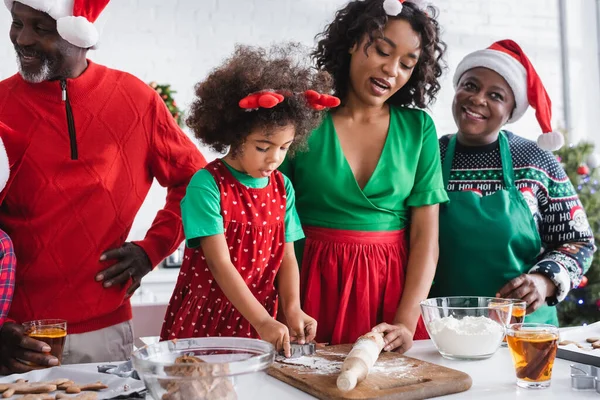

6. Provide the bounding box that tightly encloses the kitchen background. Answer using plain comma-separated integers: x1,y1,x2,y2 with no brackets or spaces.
0,0,598,335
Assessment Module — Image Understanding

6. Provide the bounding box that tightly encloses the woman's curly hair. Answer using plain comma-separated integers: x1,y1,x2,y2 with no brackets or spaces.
187,43,333,155
313,0,446,109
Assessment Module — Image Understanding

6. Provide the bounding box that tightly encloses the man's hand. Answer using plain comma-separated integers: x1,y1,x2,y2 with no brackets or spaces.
96,243,152,297
497,273,557,314
371,322,414,353
0,322,59,374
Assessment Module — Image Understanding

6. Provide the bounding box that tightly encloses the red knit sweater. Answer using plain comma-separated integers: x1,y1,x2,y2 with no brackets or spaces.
0,61,206,334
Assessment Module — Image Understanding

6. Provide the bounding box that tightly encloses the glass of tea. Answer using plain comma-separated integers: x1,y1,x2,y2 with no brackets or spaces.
494,299,527,342
22,319,67,364
506,323,559,389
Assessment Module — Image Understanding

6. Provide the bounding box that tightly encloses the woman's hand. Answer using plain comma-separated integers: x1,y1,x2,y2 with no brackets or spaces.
371,322,413,353
497,273,557,314
284,308,317,344
255,318,292,357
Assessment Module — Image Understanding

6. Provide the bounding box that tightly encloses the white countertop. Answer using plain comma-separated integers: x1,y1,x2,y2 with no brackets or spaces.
256,340,599,399
71,340,598,399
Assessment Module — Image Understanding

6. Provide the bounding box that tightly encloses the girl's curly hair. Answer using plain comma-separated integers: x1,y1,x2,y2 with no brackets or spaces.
187,43,333,155
313,0,446,109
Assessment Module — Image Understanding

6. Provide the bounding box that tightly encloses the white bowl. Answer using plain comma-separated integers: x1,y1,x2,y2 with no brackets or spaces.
420,296,513,360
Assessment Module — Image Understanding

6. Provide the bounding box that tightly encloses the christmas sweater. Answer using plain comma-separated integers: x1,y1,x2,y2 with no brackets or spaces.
0,61,206,333
440,131,596,303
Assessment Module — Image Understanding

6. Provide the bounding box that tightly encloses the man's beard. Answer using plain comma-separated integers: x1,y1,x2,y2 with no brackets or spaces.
17,57,52,83
14,45,60,83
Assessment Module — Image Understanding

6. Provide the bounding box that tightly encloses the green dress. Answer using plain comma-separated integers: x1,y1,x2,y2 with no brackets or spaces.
280,107,448,232
279,106,448,344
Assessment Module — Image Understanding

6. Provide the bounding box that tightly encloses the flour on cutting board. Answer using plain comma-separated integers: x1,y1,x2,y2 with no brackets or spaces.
278,355,342,375
277,352,415,377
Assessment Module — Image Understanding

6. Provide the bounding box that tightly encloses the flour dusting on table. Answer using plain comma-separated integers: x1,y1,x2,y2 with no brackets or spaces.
277,352,416,378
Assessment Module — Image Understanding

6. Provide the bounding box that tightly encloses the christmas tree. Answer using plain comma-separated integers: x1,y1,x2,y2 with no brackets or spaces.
149,82,184,127
555,134,600,326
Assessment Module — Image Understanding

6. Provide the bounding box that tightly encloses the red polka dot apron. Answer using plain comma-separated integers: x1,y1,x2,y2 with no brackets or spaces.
161,159,287,340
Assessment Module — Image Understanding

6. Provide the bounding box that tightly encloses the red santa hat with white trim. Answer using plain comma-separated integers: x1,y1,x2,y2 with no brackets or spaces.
4,0,110,48
453,39,564,151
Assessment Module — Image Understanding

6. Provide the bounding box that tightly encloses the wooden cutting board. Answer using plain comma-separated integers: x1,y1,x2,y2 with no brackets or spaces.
268,344,472,400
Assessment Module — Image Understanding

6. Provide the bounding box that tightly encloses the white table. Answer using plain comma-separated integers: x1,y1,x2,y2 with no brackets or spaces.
71,340,598,399
256,340,599,399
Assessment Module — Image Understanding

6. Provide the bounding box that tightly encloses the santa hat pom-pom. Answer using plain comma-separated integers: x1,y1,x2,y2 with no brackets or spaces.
537,131,564,151
57,16,99,48
383,0,403,16
0,137,9,194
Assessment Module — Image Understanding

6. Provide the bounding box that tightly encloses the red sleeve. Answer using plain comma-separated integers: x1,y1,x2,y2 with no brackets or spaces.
0,230,15,328
132,93,207,267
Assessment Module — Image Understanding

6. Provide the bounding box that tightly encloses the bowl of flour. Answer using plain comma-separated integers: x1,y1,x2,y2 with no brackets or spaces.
420,297,513,360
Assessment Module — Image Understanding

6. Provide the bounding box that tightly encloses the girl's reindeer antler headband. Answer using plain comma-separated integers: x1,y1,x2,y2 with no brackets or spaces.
238,92,285,110
239,90,340,111
303,90,341,110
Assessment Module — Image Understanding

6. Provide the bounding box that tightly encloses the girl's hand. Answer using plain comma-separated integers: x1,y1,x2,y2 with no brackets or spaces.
371,322,413,354
255,318,291,357
284,308,317,344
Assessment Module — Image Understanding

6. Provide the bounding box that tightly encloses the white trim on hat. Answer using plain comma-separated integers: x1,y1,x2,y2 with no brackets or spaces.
453,49,529,124
5,0,98,48
57,15,98,48
4,0,73,19
0,137,10,194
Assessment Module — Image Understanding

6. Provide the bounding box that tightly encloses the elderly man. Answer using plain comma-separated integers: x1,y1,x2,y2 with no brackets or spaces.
0,0,206,373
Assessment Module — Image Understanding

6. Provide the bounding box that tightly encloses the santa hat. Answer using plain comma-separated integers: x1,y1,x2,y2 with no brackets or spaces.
383,0,428,15
519,187,534,197
570,206,584,220
4,0,110,48
453,39,564,151
0,122,29,205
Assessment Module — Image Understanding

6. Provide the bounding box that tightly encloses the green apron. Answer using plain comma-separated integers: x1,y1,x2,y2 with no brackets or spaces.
432,132,557,325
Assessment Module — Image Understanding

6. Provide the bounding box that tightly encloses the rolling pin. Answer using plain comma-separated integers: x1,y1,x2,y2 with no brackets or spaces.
336,332,385,392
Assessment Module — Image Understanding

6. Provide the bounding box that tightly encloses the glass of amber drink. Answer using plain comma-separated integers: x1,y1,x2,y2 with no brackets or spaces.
490,298,526,342
506,323,559,389
498,299,526,342
23,319,67,364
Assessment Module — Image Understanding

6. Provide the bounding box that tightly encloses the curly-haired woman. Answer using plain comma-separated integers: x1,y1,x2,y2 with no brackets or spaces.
279,0,448,352
160,44,339,357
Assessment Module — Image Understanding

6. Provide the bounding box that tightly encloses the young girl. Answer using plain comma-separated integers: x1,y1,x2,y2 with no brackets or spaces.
160,44,338,356
279,0,448,352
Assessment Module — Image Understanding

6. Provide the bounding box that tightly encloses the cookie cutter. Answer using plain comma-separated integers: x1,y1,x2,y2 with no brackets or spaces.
98,359,141,380
570,363,600,393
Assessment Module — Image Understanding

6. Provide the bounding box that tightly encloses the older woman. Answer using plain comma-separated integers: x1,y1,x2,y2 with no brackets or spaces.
432,40,596,325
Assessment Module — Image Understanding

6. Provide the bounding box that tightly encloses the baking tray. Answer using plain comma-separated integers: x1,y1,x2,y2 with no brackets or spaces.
557,322,600,367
